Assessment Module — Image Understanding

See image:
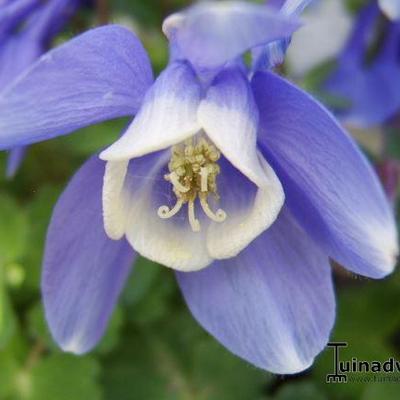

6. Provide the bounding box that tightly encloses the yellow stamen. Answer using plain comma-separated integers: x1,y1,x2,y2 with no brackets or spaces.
158,134,227,232
199,194,227,223
200,167,209,192
158,199,184,219
168,171,190,193
188,199,201,232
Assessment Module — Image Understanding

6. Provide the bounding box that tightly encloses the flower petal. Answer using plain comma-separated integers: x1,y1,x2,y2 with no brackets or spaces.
252,0,313,70
198,67,264,186
198,67,284,256
324,6,400,128
206,153,284,259
100,61,201,162
0,0,39,39
177,207,335,374
0,25,153,149
252,71,398,278
279,0,313,15
102,151,213,271
42,156,135,354
268,0,285,10
102,159,130,241
162,1,300,70
26,0,79,42
325,62,400,128
379,0,400,20
336,3,379,65
6,146,27,178
0,32,41,90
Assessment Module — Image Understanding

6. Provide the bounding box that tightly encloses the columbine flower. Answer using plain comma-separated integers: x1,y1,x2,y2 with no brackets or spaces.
379,0,400,20
324,2,400,128
0,0,80,177
0,0,398,374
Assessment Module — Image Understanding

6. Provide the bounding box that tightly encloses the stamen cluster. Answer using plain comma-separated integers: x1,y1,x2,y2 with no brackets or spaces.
157,136,227,231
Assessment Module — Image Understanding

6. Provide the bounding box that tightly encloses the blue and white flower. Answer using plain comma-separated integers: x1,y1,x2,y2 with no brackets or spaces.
0,0,397,374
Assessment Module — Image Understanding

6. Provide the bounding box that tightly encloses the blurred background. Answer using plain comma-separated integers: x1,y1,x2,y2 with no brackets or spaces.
1,0,400,399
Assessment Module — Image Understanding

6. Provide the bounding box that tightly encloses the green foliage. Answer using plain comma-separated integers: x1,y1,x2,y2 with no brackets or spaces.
274,382,327,400
0,269,17,349
0,194,29,265
27,354,102,400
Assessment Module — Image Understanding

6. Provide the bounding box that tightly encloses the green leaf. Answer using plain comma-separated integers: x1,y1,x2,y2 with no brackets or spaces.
275,382,327,400
102,330,172,400
5,262,26,289
27,302,58,352
0,265,17,349
0,194,29,265
363,382,400,400
125,265,175,326
0,333,39,399
190,338,271,400
26,354,102,400
95,306,125,355
23,185,61,291
312,271,400,400
346,0,369,13
139,309,269,400
301,60,337,94
58,119,127,157
122,257,161,306
386,129,400,159
0,342,20,399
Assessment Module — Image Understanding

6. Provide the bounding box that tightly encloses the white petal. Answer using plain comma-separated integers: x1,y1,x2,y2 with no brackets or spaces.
198,67,266,187
100,62,201,162
104,150,213,271
102,160,129,240
207,153,285,259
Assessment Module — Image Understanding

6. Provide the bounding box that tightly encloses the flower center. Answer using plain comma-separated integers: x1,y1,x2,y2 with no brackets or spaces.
157,136,227,232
